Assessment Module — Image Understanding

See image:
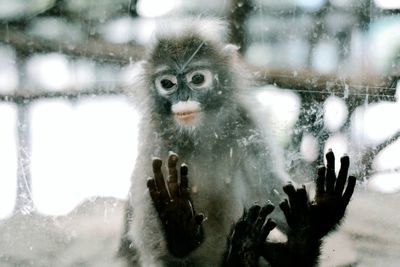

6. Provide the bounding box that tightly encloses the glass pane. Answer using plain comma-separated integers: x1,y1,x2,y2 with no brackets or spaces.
0,0,399,266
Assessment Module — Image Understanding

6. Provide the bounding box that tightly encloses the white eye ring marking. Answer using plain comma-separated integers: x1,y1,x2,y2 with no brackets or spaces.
186,69,213,90
155,74,177,95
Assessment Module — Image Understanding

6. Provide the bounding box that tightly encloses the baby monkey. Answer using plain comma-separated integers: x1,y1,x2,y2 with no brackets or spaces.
120,19,355,267
119,19,290,266
148,150,356,266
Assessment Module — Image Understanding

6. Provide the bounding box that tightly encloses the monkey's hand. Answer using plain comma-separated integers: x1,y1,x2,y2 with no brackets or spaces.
262,150,356,267
281,150,356,239
222,204,276,267
147,153,204,258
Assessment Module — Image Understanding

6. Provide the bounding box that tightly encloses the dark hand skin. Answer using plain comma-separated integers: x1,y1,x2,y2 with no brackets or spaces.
223,151,356,267
281,150,356,238
262,150,357,267
147,153,204,258
222,204,276,267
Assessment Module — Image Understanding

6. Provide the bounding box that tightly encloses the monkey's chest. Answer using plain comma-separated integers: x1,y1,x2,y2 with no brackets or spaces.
184,152,235,186
185,155,242,219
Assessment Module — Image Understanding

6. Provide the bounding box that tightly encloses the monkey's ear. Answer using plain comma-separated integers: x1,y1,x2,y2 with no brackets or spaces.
120,60,148,86
136,60,149,70
222,44,240,63
121,60,150,100
222,44,240,56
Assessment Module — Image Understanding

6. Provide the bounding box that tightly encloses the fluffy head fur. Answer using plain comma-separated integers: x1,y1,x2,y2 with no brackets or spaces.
132,19,250,145
151,18,229,50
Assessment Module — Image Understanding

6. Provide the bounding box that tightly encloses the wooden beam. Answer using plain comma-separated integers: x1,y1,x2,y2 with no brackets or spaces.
0,28,145,63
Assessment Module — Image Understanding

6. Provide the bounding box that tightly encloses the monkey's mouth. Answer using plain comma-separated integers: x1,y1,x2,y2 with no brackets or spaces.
173,111,199,124
171,101,202,126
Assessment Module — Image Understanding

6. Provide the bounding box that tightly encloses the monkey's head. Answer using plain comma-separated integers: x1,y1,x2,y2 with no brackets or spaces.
142,20,241,135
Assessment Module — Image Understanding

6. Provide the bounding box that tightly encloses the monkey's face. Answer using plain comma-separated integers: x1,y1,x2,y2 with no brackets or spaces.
147,36,233,133
153,66,215,127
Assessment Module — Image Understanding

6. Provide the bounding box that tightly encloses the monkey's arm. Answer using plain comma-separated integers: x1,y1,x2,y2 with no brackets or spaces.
222,204,276,267
262,151,357,267
147,153,204,258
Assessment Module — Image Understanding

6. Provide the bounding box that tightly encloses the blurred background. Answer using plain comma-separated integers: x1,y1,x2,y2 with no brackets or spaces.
0,0,399,266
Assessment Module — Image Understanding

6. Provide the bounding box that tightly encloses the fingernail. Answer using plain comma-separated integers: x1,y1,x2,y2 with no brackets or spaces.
168,151,178,157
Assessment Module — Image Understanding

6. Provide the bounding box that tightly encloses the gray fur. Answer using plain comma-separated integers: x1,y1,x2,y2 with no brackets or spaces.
120,19,289,267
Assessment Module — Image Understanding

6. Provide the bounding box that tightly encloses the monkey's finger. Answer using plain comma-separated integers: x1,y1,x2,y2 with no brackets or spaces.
180,163,189,189
233,219,247,240
260,203,275,216
326,150,336,193
179,164,192,199
247,205,261,223
335,155,349,196
283,183,296,197
283,183,297,211
342,176,356,208
152,158,165,190
295,185,309,214
147,178,158,201
316,166,326,198
279,199,293,228
168,152,179,183
147,177,156,191
255,204,274,231
260,218,276,242
152,158,169,201
168,153,179,198
147,178,157,195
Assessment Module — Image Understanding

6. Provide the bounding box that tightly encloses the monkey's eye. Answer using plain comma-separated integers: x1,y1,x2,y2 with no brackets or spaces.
191,74,204,85
187,70,212,90
155,75,177,94
161,79,175,88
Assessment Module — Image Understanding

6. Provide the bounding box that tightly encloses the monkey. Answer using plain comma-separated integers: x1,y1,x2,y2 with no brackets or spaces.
119,19,293,266
222,150,356,267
